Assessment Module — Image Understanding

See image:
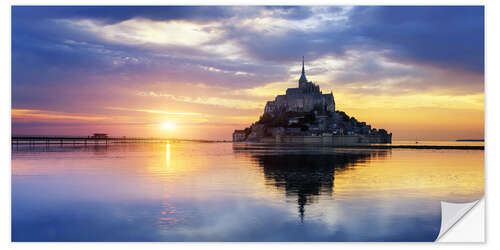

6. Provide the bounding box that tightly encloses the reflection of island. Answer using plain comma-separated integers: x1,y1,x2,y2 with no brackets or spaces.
233,145,389,222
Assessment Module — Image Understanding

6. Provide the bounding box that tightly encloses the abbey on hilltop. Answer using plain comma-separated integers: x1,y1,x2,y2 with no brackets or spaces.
264,57,335,114
233,58,392,145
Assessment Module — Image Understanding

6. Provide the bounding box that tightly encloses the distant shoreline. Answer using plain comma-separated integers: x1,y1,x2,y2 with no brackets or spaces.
340,145,484,150
233,143,484,150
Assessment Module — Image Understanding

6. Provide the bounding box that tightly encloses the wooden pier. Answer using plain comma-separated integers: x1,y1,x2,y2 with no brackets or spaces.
11,136,216,146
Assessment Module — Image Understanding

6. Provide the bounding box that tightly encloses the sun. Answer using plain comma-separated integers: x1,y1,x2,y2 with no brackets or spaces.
161,122,175,130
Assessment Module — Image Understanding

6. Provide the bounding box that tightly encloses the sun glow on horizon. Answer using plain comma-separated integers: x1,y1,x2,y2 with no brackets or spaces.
161,122,176,130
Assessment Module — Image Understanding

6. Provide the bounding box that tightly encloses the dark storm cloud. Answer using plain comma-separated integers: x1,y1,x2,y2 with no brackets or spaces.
333,54,425,84
347,6,484,74
12,6,235,24
226,6,483,75
224,28,348,63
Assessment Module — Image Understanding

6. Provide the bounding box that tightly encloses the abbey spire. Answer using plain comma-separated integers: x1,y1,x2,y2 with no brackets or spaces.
302,56,305,74
299,56,307,86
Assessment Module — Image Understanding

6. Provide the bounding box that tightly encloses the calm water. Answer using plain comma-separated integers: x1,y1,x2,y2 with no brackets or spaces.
390,140,485,147
11,142,484,241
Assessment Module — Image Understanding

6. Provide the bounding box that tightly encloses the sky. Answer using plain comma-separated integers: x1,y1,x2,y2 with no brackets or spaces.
11,6,484,140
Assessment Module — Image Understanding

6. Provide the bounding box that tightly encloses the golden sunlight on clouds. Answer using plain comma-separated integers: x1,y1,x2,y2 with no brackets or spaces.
105,107,211,125
12,109,108,121
137,91,264,110
343,106,483,140
336,92,484,111
139,109,201,116
106,106,202,116
324,92,484,140
238,81,295,98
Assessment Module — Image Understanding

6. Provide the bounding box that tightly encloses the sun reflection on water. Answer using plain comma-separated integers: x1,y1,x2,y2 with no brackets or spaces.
166,143,171,168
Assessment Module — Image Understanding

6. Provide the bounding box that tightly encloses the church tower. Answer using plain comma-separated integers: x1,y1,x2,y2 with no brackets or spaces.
299,56,307,88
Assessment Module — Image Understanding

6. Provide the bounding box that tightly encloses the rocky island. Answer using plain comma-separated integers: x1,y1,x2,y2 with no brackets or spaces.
233,58,392,145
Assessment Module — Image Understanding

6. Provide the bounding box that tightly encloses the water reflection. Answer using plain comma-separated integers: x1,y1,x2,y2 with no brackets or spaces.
233,144,389,222
158,201,183,228
166,143,171,168
12,144,110,153
12,143,482,241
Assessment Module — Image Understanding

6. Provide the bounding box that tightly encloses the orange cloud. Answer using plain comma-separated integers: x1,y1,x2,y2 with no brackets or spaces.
12,109,108,122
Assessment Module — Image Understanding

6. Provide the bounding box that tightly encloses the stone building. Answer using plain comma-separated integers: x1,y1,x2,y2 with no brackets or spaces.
232,130,246,142
264,57,335,114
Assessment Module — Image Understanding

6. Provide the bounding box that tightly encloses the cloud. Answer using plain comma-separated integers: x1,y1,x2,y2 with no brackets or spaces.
12,6,484,92
218,6,483,76
12,12,292,93
12,109,109,122
105,106,203,116
136,91,264,110
12,6,236,25
329,50,424,83
348,6,484,74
